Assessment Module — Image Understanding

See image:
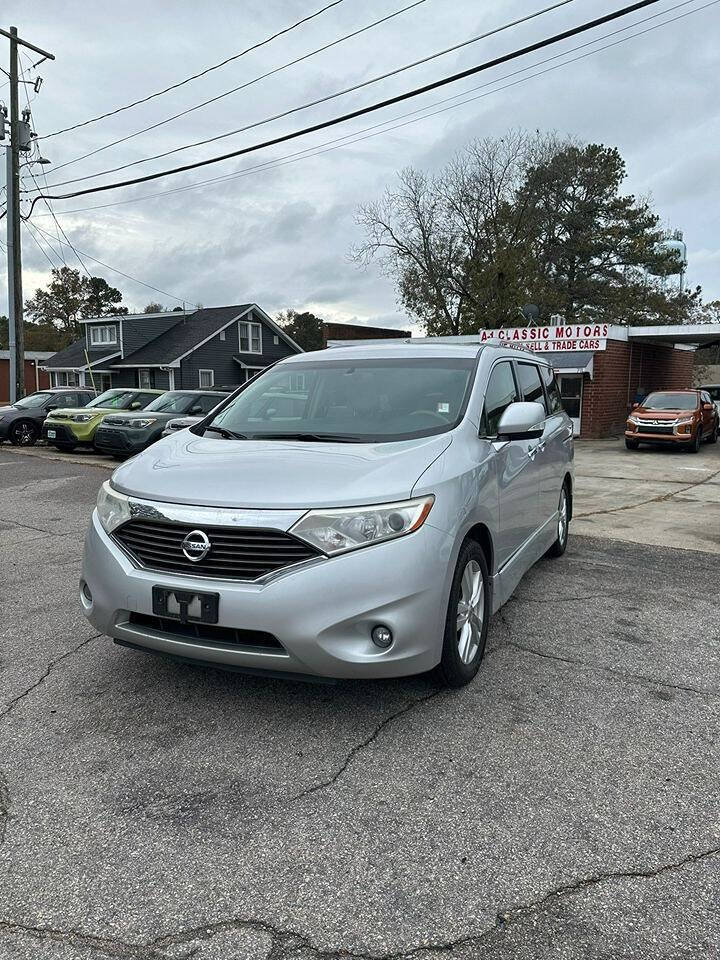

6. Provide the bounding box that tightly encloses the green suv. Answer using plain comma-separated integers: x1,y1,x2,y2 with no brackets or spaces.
94,390,225,458
42,388,163,452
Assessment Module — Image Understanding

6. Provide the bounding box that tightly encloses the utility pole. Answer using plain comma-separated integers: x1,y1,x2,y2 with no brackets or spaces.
1,26,54,401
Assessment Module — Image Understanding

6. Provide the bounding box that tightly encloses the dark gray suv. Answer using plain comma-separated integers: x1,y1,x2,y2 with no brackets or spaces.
0,388,95,446
93,390,225,459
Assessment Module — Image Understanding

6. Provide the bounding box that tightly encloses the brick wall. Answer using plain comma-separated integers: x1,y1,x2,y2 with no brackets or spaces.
580,340,695,438
322,322,411,346
0,358,50,403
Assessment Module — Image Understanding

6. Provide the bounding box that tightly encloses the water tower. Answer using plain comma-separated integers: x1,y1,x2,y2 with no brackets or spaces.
656,229,688,293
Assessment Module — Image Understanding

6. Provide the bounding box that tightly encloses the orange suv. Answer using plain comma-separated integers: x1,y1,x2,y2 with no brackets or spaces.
625,389,719,452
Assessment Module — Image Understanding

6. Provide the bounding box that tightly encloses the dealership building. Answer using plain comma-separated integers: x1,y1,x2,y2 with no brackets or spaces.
331,321,720,438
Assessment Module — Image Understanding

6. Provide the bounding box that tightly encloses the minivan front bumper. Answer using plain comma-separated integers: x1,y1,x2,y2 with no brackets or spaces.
82,510,453,679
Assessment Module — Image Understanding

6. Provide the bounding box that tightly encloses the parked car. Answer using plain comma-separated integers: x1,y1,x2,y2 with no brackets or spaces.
0,388,95,446
94,390,226,458
161,415,204,439
42,388,164,452
81,344,574,687
625,389,719,452
698,383,720,417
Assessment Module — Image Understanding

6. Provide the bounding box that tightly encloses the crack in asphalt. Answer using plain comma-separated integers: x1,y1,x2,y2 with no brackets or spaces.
288,687,445,803
502,637,720,698
494,605,719,699
575,468,720,519
0,771,8,844
0,513,80,539
0,632,102,724
3,846,718,959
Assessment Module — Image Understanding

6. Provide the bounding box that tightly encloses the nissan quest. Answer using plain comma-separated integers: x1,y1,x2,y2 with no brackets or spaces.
81,343,574,687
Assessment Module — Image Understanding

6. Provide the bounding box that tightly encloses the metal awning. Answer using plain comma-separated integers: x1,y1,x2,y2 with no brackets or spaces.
627,324,720,346
546,351,594,377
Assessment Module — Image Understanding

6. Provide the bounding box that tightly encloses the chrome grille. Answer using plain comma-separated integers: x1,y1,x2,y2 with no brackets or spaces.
113,519,320,581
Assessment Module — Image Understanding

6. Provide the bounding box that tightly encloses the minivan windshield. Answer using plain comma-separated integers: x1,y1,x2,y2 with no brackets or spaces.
86,389,137,409
642,391,697,411
205,357,477,441
14,392,51,409
144,392,202,414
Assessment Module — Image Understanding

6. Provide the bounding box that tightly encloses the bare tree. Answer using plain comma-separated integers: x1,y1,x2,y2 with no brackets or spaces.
353,131,562,333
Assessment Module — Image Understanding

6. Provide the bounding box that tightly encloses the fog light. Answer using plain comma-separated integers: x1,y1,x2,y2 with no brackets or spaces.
81,581,92,603
371,625,393,649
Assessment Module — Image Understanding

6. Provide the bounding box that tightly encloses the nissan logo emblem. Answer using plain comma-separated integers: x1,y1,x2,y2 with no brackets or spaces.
181,529,211,562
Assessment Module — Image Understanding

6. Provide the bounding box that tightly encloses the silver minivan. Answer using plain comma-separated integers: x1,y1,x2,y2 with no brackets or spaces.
81,343,574,687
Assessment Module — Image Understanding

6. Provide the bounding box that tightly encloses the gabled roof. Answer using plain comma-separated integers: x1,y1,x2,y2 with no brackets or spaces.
113,304,252,367
113,303,302,367
43,340,120,369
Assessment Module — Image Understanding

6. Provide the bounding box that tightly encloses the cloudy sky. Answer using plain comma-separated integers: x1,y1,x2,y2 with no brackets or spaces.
2,0,719,328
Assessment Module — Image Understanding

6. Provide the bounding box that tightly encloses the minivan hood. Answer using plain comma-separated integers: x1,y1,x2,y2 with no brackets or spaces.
110,430,453,509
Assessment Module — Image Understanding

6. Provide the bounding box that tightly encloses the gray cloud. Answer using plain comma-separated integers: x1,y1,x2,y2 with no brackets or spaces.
4,0,719,325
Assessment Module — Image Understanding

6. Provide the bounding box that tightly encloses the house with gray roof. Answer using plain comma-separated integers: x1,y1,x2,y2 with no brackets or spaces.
43,304,302,392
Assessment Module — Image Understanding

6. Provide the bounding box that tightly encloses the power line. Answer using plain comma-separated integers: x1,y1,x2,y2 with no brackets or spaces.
38,0,349,140
22,0,715,222
18,57,69,269
24,219,62,269
45,0,431,178
29,221,199,305
21,0,671,216
41,0,578,190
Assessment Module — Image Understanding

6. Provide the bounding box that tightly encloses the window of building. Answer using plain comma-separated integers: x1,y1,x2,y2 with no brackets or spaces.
52,371,79,387
516,362,545,406
138,369,152,389
273,335,279,345
539,364,563,414
199,369,215,388
239,320,262,354
89,325,117,346
482,362,519,436
219,330,226,341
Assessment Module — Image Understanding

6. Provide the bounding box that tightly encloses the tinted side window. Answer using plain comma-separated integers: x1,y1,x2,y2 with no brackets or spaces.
51,393,78,409
539,365,563,414
482,362,519,436
136,392,159,407
516,363,544,405
196,394,222,414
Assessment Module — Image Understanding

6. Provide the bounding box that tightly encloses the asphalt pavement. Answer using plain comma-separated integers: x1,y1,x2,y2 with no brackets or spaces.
0,447,718,959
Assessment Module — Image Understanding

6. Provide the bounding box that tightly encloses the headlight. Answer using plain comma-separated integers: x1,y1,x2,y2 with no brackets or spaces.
96,480,131,534
71,413,96,423
674,418,694,427
290,496,434,556
627,415,641,425
127,418,158,429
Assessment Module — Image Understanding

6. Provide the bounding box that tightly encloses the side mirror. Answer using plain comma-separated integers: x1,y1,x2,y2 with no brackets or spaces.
703,403,714,411
189,405,203,415
496,401,546,441
631,402,639,409
130,401,142,410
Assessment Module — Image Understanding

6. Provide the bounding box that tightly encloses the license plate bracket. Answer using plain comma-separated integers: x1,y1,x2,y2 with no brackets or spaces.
152,586,219,624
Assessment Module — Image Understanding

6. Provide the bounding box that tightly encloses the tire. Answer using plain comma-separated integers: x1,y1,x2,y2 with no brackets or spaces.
55,442,76,453
708,423,718,445
625,438,639,450
9,420,39,446
690,426,702,454
436,541,490,688
546,483,570,558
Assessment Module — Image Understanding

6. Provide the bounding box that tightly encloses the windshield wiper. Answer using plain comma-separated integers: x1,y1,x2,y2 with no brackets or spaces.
249,432,367,443
202,425,249,440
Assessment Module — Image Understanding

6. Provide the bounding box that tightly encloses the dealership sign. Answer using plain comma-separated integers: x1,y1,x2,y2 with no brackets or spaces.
478,323,608,353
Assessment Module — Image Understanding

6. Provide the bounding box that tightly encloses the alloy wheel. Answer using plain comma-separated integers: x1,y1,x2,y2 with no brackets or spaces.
13,423,36,446
456,560,484,664
558,487,568,546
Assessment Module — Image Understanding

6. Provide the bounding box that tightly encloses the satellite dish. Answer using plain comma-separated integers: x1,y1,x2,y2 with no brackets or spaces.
521,304,540,325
